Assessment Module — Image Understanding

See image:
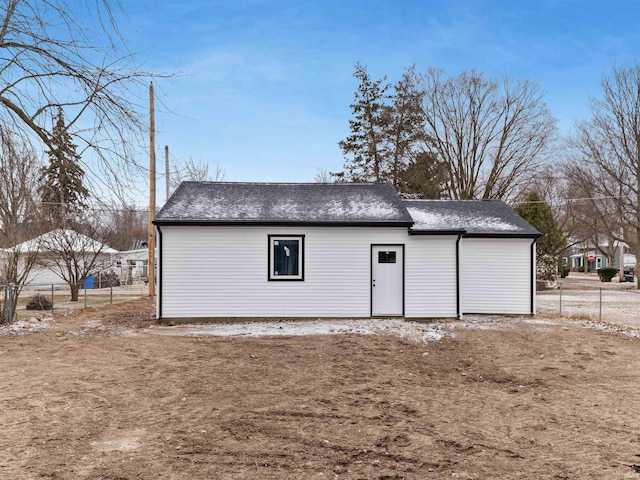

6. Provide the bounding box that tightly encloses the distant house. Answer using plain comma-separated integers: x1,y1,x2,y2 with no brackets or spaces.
563,239,635,272
2,229,118,286
153,182,540,321
112,248,149,284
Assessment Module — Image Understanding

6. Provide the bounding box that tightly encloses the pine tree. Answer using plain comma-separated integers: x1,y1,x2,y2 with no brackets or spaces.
334,63,390,182
38,109,89,225
398,151,447,199
382,66,425,188
334,64,443,196
516,191,566,281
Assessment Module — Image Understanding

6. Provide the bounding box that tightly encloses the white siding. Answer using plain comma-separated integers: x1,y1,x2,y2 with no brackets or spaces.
158,226,458,319
460,238,534,315
405,235,458,318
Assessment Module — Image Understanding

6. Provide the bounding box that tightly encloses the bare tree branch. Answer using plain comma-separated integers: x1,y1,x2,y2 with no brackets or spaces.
0,0,165,201
418,69,556,200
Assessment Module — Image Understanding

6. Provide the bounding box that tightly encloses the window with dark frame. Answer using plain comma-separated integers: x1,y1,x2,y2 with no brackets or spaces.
378,251,396,263
269,235,304,280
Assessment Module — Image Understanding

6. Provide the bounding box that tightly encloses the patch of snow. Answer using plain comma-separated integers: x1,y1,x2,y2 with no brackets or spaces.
168,196,262,220
582,320,640,338
160,184,408,222
323,198,400,219
0,316,53,335
407,207,520,232
146,318,445,343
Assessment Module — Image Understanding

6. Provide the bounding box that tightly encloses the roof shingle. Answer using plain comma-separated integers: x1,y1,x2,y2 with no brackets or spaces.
403,199,540,237
155,182,414,225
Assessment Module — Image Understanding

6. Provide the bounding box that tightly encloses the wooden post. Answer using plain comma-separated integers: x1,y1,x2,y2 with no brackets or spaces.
148,82,156,297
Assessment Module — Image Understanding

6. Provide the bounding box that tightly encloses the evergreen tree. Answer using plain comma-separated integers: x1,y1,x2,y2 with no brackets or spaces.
398,151,447,199
382,66,426,188
334,64,445,197
38,109,89,225
516,191,566,281
334,63,390,182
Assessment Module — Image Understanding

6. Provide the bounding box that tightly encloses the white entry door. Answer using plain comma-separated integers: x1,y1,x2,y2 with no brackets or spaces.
371,245,404,316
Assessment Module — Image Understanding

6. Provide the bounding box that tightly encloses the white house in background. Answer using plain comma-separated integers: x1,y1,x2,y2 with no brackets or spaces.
2,229,118,286
152,182,540,322
111,248,149,284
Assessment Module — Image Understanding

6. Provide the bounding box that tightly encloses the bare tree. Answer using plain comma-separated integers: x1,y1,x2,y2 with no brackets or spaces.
569,62,640,285
0,1,156,198
562,162,626,270
170,158,225,193
38,225,114,301
418,69,556,200
313,168,332,183
0,128,42,246
101,205,148,251
0,128,44,321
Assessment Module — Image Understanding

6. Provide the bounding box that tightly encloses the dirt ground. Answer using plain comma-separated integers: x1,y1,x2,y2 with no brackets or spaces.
2,299,640,479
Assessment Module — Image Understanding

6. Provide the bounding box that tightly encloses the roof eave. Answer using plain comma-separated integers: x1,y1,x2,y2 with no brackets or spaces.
463,232,542,239
408,229,466,236
153,219,415,228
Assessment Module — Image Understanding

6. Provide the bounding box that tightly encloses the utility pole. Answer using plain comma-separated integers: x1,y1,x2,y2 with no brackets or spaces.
148,82,156,297
165,145,170,201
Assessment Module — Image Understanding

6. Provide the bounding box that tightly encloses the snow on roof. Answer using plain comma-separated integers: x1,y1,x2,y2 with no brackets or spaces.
404,200,540,236
5,229,118,254
155,182,414,225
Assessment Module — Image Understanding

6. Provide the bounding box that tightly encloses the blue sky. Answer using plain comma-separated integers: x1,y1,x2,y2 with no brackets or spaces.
118,0,640,198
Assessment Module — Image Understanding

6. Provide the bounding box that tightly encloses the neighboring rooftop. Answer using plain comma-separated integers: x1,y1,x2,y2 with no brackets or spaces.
4,229,118,254
404,200,540,237
154,182,414,225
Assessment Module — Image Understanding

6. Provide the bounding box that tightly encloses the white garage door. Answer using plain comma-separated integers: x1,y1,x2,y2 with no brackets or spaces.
460,238,534,315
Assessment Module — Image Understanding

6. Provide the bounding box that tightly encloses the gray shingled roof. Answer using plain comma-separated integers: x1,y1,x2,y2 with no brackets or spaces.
154,182,414,225
404,199,540,237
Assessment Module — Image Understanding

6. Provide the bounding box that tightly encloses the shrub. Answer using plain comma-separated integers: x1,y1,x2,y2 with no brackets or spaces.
26,294,52,310
597,267,618,282
559,266,570,278
536,280,550,291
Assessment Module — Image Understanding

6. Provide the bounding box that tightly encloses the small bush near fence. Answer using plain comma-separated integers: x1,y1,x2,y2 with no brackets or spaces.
26,294,52,310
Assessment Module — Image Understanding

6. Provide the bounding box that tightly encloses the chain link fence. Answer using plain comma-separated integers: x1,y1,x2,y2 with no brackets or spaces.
537,282,640,327
0,281,148,324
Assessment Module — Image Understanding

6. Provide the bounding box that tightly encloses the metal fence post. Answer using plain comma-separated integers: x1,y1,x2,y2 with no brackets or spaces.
110,285,113,304
6,283,13,324
599,288,602,322
559,281,563,315
84,282,87,308
51,284,54,312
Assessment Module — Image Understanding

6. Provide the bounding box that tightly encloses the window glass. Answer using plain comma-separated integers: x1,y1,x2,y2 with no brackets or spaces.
273,239,299,276
378,251,396,263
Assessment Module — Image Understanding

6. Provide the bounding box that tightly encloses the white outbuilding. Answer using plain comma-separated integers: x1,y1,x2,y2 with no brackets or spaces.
153,182,540,322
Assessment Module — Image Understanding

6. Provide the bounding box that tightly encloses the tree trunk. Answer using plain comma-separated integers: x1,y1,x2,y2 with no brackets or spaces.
70,283,80,302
